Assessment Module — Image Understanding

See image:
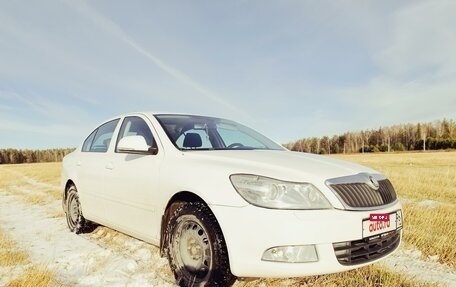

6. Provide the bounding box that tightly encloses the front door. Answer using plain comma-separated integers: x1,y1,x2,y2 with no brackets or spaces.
102,116,163,243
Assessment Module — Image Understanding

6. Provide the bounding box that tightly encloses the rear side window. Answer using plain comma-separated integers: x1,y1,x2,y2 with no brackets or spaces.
82,119,120,153
82,130,96,152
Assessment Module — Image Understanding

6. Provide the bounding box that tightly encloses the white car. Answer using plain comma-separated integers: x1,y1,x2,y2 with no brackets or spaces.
61,112,403,287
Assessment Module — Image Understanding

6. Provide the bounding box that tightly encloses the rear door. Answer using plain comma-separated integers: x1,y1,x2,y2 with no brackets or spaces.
76,119,120,221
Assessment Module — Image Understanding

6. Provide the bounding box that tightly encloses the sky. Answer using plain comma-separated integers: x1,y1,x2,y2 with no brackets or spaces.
1,0,455,149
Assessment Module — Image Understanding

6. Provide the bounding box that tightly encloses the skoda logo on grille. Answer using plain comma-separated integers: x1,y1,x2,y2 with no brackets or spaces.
368,175,380,190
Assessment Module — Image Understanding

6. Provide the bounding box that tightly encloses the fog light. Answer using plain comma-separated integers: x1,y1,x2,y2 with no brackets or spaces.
262,245,318,263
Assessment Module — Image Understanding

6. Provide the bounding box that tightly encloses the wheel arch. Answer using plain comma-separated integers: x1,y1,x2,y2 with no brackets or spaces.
62,179,75,209
159,191,228,258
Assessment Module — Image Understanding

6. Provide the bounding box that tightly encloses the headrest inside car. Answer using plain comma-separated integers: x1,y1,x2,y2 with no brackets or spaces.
183,133,203,148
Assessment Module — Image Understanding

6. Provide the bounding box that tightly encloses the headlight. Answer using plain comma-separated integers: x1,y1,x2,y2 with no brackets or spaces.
230,174,332,209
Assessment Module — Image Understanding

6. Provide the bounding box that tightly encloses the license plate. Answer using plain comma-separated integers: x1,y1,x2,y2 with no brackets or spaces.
362,210,402,238
370,213,390,221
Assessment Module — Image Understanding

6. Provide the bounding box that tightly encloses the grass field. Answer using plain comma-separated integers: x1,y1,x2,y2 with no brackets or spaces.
0,151,455,286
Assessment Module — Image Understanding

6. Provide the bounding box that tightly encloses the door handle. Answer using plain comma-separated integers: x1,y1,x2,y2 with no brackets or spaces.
105,162,114,170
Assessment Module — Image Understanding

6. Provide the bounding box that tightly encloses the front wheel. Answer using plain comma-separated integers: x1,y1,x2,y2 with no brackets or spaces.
64,185,95,234
166,201,236,287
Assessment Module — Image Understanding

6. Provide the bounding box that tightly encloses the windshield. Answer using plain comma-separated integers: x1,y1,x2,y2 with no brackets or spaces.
155,114,285,151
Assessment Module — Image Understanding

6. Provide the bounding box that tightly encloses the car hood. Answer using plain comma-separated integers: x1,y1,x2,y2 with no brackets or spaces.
170,150,382,208
181,150,379,183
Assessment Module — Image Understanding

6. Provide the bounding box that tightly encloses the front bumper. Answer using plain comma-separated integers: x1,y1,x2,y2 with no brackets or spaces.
210,201,402,278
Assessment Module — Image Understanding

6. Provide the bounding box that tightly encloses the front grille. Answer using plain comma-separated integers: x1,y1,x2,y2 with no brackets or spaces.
333,229,401,265
330,179,397,208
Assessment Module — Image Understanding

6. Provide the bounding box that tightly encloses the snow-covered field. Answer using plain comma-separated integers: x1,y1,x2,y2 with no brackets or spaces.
0,190,176,287
1,158,455,286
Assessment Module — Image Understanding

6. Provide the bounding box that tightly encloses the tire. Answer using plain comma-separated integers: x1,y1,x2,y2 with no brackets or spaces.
65,185,95,234
165,201,236,287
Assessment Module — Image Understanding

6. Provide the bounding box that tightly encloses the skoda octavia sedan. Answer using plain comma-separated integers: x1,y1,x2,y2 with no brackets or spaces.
61,112,403,287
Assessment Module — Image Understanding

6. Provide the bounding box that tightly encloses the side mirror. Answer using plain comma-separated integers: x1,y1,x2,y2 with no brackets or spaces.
117,136,157,154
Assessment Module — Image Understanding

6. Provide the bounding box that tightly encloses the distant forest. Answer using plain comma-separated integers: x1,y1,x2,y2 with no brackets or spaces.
0,148,75,164
284,119,456,154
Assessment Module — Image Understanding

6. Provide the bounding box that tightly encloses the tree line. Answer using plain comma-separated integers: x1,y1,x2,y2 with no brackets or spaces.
2,118,455,163
0,148,75,164
284,118,456,154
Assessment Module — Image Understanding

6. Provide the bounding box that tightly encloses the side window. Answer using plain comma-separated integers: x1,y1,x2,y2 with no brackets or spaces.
89,119,120,153
116,116,155,151
82,130,97,152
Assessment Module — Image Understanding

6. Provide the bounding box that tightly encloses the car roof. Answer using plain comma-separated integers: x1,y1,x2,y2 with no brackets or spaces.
117,111,222,119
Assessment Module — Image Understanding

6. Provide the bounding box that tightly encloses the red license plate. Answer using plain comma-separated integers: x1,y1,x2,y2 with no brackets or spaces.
370,213,390,222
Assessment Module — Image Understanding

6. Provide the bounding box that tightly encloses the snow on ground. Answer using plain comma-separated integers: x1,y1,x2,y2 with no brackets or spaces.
382,247,456,286
416,199,442,208
399,196,455,209
0,190,177,286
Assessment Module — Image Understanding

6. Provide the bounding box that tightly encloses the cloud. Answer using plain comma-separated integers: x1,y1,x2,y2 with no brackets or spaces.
0,105,13,110
5,91,50,117
375,1,456,77
0,1,455,148
62,0,247,118
324,1,456,128
0,5,186,107
0,118,87,148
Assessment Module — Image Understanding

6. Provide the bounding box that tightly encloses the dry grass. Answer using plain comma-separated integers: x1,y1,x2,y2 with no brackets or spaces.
0,228,57,286
47,210,65,219
0,162,61,186
6,267,55,287
0,228,28,267
235,264,439,287
333,151,456,267
0,162,61,205
404,203,456,267
333,151,456,203
42,188,62,201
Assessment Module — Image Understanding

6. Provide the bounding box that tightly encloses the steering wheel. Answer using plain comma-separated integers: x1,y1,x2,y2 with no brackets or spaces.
227,143,245,149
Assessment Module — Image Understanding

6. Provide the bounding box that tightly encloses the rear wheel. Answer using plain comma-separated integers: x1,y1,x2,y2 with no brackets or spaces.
166,201,236,287
65,185,95,234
